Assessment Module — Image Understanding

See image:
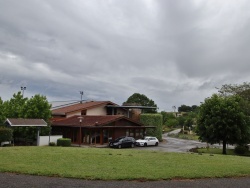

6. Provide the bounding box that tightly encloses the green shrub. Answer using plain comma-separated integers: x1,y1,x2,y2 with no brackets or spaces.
57,138,71,147
49,142,56,146
2,144,13,147
140,114,163,141
234,145,249,155
0,127,13,144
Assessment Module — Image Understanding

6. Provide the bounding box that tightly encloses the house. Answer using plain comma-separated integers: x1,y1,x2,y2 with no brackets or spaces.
51,101,156,145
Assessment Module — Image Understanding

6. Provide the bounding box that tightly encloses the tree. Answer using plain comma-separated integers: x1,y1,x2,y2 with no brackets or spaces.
0,97,5,125
218,82,250,102
124,93,157,113
3,92,27,118
197,94,250,154
161,112,178,127
0,92,52,141
0,127,13,144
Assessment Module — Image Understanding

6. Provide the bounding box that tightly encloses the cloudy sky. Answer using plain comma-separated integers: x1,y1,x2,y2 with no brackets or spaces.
0,0,250,111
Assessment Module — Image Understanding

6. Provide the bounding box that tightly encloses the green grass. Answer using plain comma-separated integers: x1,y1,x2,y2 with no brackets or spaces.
1,146,250,180
197,148,250,156
168,133,199,141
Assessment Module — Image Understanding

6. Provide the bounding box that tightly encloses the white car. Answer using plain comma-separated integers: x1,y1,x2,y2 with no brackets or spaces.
136,136,159,147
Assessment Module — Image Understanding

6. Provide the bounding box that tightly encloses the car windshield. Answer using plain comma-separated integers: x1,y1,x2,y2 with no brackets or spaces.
114,137,124,142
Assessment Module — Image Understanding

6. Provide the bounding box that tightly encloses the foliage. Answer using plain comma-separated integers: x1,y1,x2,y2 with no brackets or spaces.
0,127,13,144
1,147,250,180
57,138,71,147
161,111,178,128
218,82,250,102
197,94,250,154
49,142,56,146
22,94,52,136
140,114,162,140
178,104,198,112
234,145,249,155
2,92,27,119
124,93,157,113
0,97,5,125
0,92,52,142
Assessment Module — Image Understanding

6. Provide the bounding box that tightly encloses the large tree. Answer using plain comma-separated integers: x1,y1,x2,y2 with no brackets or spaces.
218,82,250,102
0,97,5,125
197,94,250,154
124,93,157,113
0,92,52,140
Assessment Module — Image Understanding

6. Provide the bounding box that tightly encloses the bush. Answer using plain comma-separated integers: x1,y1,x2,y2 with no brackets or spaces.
234,145,249,155
49,142,56,146
140,114,163,141
0,127,13,144
57,138,71,147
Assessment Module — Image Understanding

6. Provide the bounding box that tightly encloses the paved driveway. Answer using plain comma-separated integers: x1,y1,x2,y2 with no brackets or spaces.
135,129,234,152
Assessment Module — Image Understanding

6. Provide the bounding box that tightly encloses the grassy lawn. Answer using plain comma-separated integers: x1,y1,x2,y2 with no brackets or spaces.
1,146,250,180
197,148,250,156
167,133,199,141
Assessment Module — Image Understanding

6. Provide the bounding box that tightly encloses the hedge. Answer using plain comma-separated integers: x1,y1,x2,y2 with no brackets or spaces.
140,114,163,141
0,127,13,144
57,138,71,147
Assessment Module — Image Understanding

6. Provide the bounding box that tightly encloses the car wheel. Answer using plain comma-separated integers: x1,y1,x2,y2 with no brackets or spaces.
155,142,158,146
118,145,121,149
109,143,113,147
131,143,134,148
144,143,147,147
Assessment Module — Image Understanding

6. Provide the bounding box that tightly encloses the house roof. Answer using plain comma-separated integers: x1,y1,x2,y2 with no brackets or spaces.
51,115,145,127
52,101,117,115
5,118,47,127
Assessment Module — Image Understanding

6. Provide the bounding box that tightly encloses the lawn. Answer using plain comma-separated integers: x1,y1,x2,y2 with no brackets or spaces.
197,148,250,156
167,132,199,141
1,146,250,180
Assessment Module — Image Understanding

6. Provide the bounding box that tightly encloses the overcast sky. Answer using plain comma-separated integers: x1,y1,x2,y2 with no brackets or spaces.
1,0,250,111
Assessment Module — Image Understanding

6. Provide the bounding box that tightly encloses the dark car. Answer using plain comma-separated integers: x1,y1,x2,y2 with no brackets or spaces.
109,136,136,149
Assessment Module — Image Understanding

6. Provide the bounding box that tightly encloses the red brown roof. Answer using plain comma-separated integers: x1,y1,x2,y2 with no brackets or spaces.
51,115,144,127
5,118,47,127
52,101,117,115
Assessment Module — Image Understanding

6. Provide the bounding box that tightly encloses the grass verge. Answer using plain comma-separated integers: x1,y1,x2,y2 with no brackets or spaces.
197,148,250,156
168,133,199,140
1,146,250,180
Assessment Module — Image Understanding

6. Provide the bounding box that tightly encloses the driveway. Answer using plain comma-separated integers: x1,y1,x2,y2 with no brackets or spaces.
135,129,234,152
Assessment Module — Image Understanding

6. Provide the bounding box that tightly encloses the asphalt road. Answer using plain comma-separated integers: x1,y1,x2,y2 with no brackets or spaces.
135,129,234,153
1,173,250,188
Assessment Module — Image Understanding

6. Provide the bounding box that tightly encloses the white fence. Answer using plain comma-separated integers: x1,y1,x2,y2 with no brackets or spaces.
38,135,62,146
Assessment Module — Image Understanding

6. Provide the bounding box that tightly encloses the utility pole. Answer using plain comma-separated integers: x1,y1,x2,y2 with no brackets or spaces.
80,91,84,103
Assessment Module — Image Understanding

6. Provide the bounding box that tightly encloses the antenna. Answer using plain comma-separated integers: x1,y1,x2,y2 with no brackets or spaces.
80,91,84,103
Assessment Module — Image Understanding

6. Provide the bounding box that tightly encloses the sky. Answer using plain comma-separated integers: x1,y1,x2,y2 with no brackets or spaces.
1,0,250,111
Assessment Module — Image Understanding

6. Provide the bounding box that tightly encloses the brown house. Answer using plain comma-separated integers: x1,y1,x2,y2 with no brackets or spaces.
52,115,151,145
51,101,156,145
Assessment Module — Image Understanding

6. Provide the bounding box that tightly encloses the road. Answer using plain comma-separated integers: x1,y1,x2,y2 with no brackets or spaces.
135,129,234,152
1,172,250,188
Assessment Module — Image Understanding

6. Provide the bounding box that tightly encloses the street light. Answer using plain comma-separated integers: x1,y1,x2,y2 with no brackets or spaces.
78,116,84,147
21,86,26,96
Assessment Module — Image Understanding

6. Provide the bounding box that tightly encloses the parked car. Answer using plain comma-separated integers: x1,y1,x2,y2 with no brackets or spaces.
109,136,136,149
136,136,159,147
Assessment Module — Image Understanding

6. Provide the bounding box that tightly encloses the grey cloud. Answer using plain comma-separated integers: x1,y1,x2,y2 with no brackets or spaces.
1,0,250,110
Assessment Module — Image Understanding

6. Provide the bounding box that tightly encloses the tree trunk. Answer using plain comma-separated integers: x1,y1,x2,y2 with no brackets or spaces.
222,140,227,155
